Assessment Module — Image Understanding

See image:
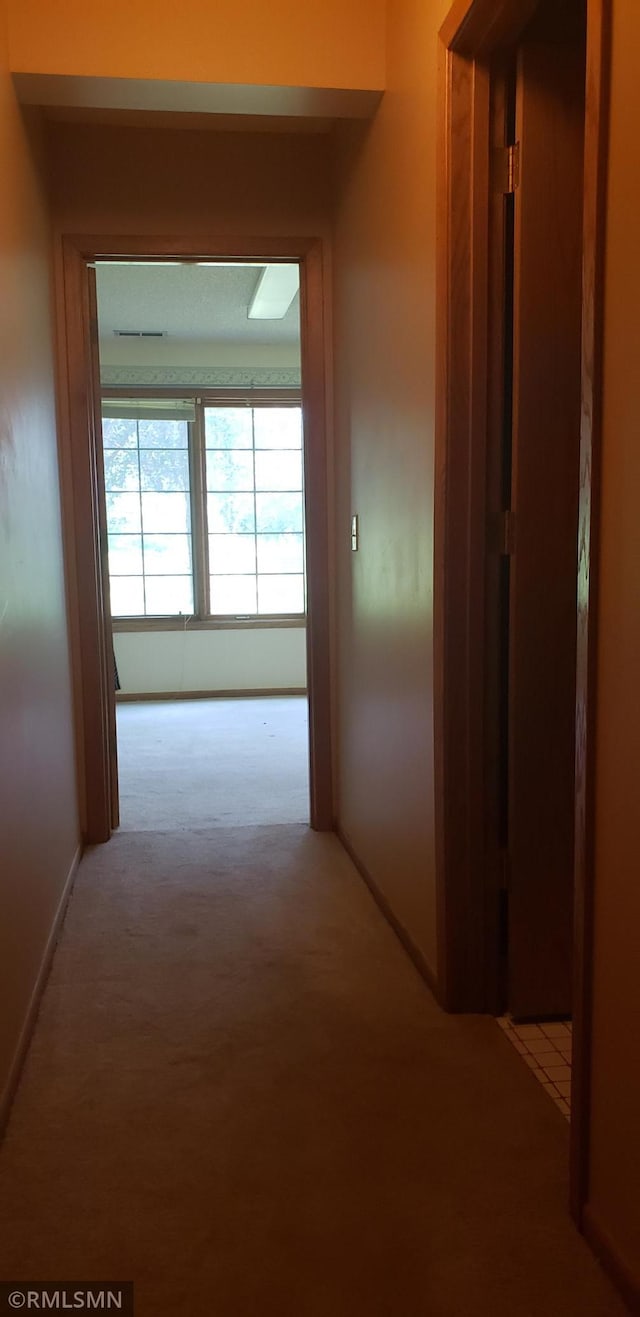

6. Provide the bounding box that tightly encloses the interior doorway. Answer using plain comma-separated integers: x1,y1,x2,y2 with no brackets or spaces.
435,0,609,1223
486,0,587,1021
59,236,332,845
93,259,311,831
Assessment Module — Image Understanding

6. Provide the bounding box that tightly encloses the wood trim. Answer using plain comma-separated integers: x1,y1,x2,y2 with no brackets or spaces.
112,616,307,632
61,240,114,843
102,387,302,403
68,235,319,262
116,687,307,703
337,827,440,1002
87,268,120,832
507,6,586,1020
0,847,81,1134
300,240,334,831
58,234,332,841
582,1205,640,1314
570,0,612,1228
433,32,450,1010
435,34,494,1012
483,54,514,1015
53,233,86,833
440,0,539,56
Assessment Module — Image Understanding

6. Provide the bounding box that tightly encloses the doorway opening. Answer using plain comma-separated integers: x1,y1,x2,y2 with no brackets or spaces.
486,0,587,1122
94,259,310,831
435,0,609,1223
489,3,585,1010
59,235,332,847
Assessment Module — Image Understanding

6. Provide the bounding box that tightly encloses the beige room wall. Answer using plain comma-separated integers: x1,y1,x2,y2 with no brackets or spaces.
331,0,448,979
586,0,640,1291
99,339,300,371
6,0,384,93
0,0,78,1113
114,628,306,696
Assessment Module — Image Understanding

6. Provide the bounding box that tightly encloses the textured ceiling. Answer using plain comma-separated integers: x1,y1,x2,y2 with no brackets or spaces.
95,262,300,345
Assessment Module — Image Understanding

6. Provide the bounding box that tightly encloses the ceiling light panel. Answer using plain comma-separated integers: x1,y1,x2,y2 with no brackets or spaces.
248,265,299,320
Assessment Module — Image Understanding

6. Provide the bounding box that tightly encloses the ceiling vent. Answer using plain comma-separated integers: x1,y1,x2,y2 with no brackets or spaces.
113,330,167,338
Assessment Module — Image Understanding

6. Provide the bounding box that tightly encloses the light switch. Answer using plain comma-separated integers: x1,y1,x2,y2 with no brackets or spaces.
351,514,359,552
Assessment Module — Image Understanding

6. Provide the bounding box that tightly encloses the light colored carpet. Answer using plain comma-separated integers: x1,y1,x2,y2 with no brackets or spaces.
115,697,309,831
0,825,626,1316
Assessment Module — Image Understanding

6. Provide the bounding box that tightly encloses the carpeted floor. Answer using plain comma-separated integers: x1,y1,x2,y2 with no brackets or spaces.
0,825,627,1316
115,697,309,831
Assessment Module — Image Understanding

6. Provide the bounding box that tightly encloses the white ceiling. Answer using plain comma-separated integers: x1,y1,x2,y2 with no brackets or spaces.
95,262,301,346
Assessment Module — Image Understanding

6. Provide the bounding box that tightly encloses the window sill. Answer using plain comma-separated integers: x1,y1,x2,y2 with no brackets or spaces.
112,615,307,633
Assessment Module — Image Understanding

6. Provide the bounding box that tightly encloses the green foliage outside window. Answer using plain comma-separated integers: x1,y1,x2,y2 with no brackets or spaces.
103,404,305,619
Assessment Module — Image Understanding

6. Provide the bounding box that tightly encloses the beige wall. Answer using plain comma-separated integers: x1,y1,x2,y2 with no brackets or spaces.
0,0,78,1111
114,628,306,696
330,0,640,1285
331,0,448,978
7,0,384,92
587,0,640,1289
99,339,300,371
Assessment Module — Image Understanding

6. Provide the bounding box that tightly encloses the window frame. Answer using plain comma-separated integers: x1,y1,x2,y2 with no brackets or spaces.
102,387,307,631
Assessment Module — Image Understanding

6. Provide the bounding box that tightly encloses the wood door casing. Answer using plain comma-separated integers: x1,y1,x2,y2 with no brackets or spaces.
484,54,517,1012
87,268,119,832
507,0,586,1018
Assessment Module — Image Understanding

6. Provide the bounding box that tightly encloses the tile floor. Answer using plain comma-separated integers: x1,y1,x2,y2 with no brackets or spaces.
497,1017,572,1120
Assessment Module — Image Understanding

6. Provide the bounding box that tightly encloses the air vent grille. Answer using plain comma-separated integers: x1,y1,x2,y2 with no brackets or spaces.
113,330,167,338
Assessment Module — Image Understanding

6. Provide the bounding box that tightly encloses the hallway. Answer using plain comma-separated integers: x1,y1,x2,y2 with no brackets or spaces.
0,826,625,1316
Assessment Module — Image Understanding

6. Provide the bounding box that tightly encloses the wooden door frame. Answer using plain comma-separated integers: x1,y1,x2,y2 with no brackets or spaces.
434,0,611,1228
58,234,333,840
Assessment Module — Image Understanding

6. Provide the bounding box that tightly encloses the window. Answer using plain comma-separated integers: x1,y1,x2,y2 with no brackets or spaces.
205,406,305,617
103,409,194,617
102,398,305,622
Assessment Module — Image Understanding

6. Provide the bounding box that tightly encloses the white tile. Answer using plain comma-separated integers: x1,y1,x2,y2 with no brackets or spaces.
512,1024,544,1039
495,1017,572,1119
541,1023,570,1038
525,1037,558,1055
535,1051,564,1068
544,1065,571,1083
